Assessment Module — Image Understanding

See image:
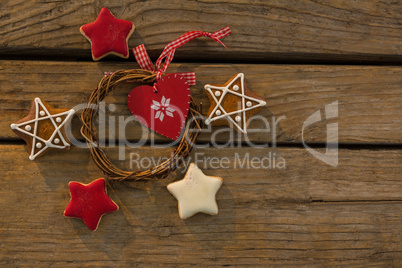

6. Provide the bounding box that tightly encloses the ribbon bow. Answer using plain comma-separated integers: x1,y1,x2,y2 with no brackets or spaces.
133,27,231,91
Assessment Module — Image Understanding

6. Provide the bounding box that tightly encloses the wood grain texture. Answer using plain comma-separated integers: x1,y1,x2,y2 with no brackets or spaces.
0,145,401,266
0,0,401,62
1,1,401,265
1,60,401,143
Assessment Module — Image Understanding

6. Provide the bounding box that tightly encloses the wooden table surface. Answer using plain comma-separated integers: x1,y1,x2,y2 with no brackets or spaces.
1,1,401,267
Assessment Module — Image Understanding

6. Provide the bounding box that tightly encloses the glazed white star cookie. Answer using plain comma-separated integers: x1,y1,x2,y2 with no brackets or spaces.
167,163,223,219
204,73,266,134
10,97,75,160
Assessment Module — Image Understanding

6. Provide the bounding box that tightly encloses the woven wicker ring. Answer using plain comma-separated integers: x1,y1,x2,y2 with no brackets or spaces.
80,69,204,181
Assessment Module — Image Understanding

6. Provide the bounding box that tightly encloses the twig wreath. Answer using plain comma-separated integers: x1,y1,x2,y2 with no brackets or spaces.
80,69,204,181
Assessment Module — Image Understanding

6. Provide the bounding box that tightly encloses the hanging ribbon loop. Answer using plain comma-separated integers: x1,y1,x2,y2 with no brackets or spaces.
133,26,231,88
133,44,155,72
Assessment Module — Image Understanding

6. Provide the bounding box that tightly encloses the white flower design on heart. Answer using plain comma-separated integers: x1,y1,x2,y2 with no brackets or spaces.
150,96,175,122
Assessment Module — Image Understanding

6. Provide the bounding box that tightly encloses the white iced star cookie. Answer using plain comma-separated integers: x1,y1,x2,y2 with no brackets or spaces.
167,163,223,219
10,98,75,160
204,73,266,134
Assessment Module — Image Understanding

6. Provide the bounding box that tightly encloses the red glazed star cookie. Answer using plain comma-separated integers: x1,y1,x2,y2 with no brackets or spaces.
80,7,135,61
64,178,119,231
204,73,266,134
10,97,75,160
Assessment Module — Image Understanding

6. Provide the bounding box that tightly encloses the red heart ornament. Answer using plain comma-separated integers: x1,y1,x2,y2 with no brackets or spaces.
127,74,191,140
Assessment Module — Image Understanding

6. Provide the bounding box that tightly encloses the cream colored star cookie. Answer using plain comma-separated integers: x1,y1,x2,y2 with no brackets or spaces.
167,163,223,219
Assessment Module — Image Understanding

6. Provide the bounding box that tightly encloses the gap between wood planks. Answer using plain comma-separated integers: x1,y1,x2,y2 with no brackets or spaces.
1,52,402,66
2,139,402,150
310,200,402,203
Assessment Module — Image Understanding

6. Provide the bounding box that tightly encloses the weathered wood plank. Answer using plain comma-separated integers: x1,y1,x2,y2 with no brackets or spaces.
1,201,401,266
1,60,401,143
0,145,401,204
0,145,401,266
0,0,401,62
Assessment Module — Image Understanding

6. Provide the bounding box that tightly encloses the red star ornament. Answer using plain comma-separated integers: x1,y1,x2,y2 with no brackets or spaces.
80,7,135,61
64,178,119,231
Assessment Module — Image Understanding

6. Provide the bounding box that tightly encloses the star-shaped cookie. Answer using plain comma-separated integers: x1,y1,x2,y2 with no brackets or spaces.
64,178,119,231
10,98,75,160
204,73,266,133
80,7,135,61
167,163,223,219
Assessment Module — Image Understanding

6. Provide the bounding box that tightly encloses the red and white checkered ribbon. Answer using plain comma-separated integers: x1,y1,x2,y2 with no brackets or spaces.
133,27,231,90
134,44,197,86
